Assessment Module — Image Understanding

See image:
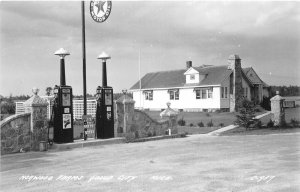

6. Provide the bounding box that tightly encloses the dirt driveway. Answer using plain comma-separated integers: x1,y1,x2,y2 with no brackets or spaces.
1,133,299,192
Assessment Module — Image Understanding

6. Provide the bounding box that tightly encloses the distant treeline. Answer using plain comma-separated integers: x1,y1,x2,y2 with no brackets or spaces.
270,86,300,97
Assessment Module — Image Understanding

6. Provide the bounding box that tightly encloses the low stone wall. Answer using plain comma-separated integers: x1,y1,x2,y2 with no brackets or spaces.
121,110,178,141
1,113,31,154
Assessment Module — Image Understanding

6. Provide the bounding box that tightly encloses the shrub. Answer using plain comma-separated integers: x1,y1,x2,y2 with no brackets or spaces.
206,113,211,117
178,118,186,126
189,123,194,127
207,119,214,127
267,119,274,128
235,98,256,130
198,121,204,127
290,118,300,128
254,120,262,129
260,96,271,111
219,123,224,127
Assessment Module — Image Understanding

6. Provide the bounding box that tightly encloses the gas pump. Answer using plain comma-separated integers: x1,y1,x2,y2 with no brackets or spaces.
95,52,114,139
52,85,74,143
95,86,114,139
52,48,74,143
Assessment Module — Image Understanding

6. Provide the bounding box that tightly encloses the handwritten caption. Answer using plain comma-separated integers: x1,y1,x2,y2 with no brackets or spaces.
248,175,276,183
19,175,173,183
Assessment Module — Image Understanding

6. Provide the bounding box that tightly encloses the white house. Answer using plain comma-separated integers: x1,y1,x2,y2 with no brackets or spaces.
129,54,269,112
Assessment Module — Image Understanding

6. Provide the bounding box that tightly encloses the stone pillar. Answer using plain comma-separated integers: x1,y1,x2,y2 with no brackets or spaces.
115,91,135,137
160,102,178,134
24,88,48,150
270,91,285,126
228,54,243,112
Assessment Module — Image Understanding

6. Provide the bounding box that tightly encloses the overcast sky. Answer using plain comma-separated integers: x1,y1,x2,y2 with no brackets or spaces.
0,1,299,97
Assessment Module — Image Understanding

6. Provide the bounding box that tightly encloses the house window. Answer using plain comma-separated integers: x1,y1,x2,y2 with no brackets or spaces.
169,89,179,100
208,88,213,98
243,87,248,98
221,87,228,98
144,91,153,100
195,88,213,99
190,74,195,80
202,89,207,99
196,90,201,99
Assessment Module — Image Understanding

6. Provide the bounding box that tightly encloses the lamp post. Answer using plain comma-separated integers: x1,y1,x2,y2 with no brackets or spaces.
97,52,111,87
54,48,70,86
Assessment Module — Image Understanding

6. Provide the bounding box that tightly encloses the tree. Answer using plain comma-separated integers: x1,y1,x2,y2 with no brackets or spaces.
235,98,256,130
45,87,53,96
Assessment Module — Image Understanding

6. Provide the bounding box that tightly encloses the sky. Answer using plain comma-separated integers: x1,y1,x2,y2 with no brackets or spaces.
0,1,299,97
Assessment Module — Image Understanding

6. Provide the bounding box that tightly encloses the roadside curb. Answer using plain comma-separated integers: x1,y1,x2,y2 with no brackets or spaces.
48,137,126,151
129,134,184,143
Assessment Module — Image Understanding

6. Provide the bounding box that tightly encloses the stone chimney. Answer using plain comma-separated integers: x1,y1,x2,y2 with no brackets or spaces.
228,54,243,112
186,61,192,69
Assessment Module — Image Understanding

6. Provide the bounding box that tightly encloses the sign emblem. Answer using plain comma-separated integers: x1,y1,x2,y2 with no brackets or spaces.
90,1,112,23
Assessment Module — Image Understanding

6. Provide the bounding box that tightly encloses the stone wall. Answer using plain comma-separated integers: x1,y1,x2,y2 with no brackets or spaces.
123,110,170,140
1,113,31,154
1,88,48,155
115,94,178,141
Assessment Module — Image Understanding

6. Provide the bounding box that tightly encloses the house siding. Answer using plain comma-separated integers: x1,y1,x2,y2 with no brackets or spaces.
132,86,221,111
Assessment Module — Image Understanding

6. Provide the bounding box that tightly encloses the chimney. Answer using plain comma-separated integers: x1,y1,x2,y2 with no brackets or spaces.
186,61,192,69
228,54,243,112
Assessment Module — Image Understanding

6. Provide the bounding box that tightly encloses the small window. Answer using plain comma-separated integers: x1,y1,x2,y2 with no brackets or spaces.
201,89,207,99
221,87,228,98
169,90,179,100
190,74,195,80
144,91,153,100
208,88,213,98
196,90,201,99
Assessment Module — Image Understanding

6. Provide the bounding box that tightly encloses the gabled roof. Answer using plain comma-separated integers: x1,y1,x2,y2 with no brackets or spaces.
243,67,263,84
130,65,232,90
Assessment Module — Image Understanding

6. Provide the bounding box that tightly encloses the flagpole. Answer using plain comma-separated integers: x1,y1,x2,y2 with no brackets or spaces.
139,48,142,110
81,1,87,116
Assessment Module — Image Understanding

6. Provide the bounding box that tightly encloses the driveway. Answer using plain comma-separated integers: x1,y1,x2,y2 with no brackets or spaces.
1,133,299,192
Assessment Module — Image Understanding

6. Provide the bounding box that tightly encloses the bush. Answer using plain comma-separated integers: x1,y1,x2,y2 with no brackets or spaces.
177,118,186,126
254,120,262,129
260,96,271,111
219,123,224,127
206,113,211,117
189,123,194,127
290,118,300,128
197,121,204,127
235,98,256,130
267,119,274,128
207,119,214,127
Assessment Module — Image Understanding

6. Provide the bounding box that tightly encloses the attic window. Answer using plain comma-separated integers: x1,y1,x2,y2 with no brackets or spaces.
190,75,195,80
250,73,253,77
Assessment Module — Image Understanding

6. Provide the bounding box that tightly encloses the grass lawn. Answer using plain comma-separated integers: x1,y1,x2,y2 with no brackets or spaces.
178,126,221,134
220,127,300,136
146,111,243,127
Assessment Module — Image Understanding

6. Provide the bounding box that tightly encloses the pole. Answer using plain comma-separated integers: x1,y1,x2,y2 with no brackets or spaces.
102,61,107,87
81,1,87,116
60,58,66,86
139,49,142,109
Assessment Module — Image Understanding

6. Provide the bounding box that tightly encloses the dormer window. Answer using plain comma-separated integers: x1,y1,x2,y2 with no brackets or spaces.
184,67,200,84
